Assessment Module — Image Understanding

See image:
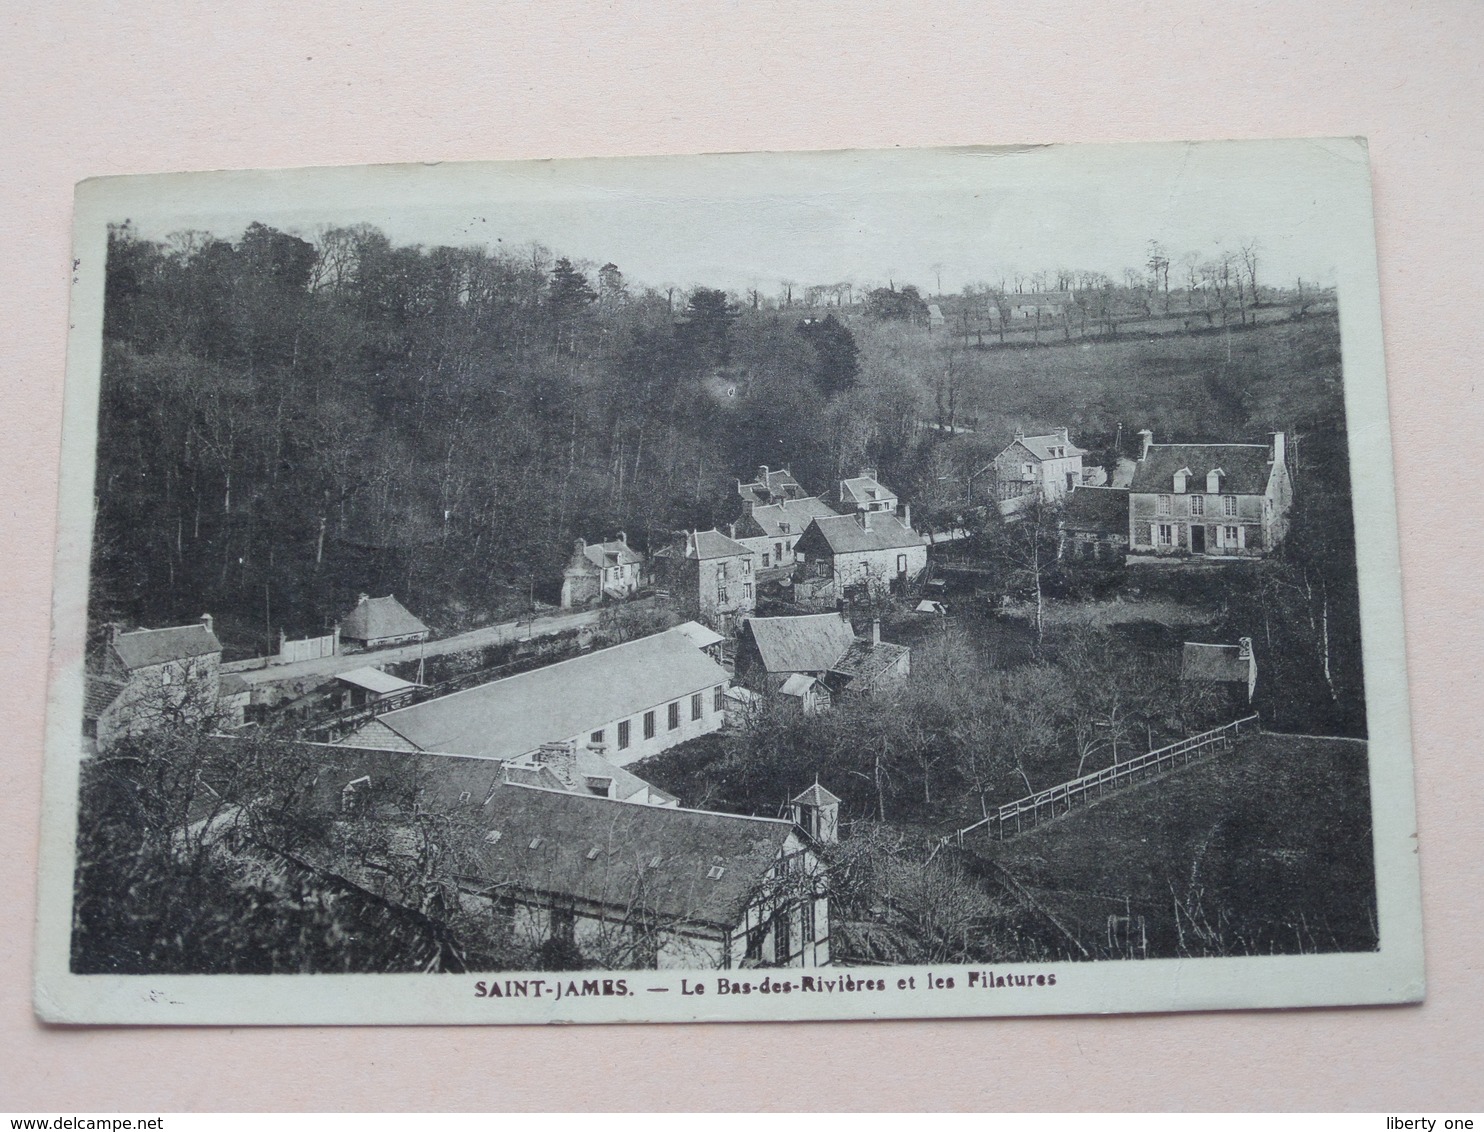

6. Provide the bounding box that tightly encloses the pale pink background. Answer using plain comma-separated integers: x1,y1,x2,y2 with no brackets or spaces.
2,0,1480,1111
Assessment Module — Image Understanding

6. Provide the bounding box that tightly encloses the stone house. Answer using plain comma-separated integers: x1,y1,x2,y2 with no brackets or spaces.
337,626,732,768
793,509,928,603
1181,638,1259,713
990,427,1087,510
84,615,223,749
1127,431,1293,559
560,532,646,608
732,496,839,572
654,528,758,632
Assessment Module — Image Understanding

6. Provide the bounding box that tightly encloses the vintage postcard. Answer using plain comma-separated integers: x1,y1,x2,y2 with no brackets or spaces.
34,139,1423,1025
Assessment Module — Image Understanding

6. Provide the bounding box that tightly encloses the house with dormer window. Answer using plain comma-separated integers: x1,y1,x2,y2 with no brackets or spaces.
837,468,899,515
732,496,839,572
989,427,1090,513
1127,430,1293,559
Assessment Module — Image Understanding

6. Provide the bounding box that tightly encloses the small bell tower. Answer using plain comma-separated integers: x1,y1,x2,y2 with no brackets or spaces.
790,780,841,845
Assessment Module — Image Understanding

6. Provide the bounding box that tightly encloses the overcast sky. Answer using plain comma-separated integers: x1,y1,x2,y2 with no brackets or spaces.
124,140,1354,296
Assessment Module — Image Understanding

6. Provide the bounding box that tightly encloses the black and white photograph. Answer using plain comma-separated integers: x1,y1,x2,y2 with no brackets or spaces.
34,140,1423,1024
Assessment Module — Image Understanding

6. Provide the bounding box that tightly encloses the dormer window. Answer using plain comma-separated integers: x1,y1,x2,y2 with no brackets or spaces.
1206,469,1224,494
1172,467,1191,493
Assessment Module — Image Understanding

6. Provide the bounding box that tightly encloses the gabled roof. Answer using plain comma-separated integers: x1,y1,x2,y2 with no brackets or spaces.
735,496,838,540
792,781,841,807
473,783,798,929
584,539,644,569
999,431,1087,462
83,675,129,720
335,667,421,696
1061,486,1130,534
830,638,910,684
1181,642,1253,683
504,746,680,807
670,620,726,650
219,673,252,696
744,613,856,674
799,512,923,554
339,595,429,641
779,672,827,697
686,529,753,561
838,474,897,508
347,627,729,762
738,466,805,504
1129,444,1274,495
111,623,222,670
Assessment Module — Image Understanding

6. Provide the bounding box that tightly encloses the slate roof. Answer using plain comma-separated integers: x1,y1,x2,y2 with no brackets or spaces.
352,628,730,761
1129,444,1274,496
583,539,644,569
83,675,129,720
335,667,421,696
830,638,910,685
744,613,856,674
738,467,805,505
219,673,252,697
792,781,841,807
503,746,680,807
339,595,429,642
473,783,797,929
838,474,897,508
670,620,726,651
735,496,838,540
1002,431,1087,462
802,512,923,554
779,672,825,697
1061,487,1130,534
686,529,753,561
111,623,222,670
1181,642,1253,683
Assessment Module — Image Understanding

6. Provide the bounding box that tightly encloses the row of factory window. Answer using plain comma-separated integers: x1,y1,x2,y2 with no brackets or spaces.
588,685,727,750
1158,493,1237,517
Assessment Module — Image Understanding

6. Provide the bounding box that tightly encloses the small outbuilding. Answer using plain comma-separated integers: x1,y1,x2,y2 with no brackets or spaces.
339,594,430,649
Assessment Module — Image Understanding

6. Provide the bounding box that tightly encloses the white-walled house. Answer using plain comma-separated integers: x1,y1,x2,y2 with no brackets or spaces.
560,532,646,608
336,626,730,768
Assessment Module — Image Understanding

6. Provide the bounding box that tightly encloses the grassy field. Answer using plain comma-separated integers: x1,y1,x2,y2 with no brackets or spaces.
968,731,1377,961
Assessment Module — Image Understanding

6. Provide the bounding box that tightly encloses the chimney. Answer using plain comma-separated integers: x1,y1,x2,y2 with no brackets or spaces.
572,538,586,556
200,612,214,634
1271,431,1286,465
757,465,769,483
617,529,627,546
729,522,737,539
357,592,370,605
1138,429,1154,460
535,740,577,787
856,511,869,530
1057,426,1069,442
106,622,121,645
871,618,881,645
861,466,876,480
901,503,912,530
1238,636,1254,661
1014,426,1025,440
